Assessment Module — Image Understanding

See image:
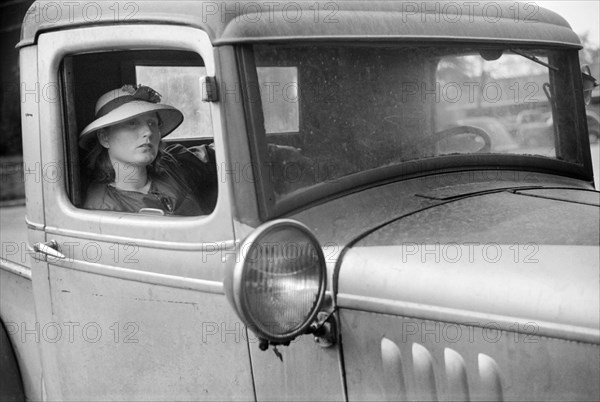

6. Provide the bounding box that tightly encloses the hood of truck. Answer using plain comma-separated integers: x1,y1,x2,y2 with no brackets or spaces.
289,171,600,342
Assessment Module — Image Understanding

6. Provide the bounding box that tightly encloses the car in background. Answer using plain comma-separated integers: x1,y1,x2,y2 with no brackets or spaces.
515,109,554,147
515,108,600,145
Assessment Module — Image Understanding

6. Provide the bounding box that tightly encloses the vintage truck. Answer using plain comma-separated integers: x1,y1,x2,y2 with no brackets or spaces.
1,1,599,400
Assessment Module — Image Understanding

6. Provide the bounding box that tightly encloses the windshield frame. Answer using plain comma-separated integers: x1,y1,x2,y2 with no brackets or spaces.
236,42,594,220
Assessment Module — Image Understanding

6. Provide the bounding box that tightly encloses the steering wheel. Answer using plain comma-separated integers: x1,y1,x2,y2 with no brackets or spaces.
435,125,492,154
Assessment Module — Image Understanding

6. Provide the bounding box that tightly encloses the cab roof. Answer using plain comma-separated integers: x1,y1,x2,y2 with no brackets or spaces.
18,0,582,48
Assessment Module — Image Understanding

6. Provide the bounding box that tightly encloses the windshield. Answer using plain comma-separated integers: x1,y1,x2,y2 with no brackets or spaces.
249,44,585,211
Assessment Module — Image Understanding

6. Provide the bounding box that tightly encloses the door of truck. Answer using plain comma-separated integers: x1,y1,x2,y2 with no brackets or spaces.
28,24,254,400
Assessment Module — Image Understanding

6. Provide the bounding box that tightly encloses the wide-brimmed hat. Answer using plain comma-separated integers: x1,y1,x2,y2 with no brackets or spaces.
79,85,184,150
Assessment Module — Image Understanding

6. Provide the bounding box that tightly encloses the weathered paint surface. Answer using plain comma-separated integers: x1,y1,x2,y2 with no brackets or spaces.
19,1,581,48
46,267,254,400
340,310,600,401
0,268,42,400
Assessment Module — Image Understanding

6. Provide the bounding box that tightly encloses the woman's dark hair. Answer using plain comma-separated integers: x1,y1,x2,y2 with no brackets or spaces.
84,139,170,184
84,139,115,183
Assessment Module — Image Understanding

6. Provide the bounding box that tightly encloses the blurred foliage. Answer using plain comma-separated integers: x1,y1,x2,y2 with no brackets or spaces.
578,32,600,67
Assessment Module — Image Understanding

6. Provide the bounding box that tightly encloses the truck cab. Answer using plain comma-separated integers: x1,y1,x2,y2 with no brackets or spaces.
1,1,599,400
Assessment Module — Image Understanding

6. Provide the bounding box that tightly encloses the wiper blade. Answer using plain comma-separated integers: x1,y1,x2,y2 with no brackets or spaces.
510,49,559,71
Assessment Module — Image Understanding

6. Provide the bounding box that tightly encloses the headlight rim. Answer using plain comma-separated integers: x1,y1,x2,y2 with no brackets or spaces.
232,219,327,343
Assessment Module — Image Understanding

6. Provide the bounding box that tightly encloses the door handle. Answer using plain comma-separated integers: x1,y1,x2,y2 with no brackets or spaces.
32,240,66,259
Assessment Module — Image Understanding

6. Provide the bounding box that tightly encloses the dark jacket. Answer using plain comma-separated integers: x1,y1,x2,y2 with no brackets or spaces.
84,144,217,216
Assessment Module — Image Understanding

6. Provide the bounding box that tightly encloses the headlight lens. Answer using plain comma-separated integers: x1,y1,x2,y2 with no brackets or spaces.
233,220,326,342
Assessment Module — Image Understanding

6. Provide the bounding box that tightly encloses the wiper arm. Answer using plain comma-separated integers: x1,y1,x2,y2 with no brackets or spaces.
415,185,546,201
510,49,559,71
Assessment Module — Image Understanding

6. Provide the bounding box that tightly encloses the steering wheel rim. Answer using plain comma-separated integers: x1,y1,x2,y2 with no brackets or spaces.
435,125,492,154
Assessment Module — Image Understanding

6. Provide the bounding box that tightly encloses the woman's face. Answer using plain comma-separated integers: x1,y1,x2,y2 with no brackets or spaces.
99,114,161,167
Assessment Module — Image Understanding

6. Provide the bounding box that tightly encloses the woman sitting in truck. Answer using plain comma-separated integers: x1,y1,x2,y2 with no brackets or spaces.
79,84,217,216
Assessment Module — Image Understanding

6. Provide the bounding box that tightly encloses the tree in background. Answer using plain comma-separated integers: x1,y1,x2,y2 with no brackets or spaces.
578,32,600,72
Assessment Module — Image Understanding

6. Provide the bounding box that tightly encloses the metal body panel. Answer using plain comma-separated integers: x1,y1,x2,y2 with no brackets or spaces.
19,46,45,228
340,309,600,401
328,177,599,400
249,333,345,401
13,42,49,400
288,171,592,250
217,7,580,47
25,24,255,400
46,267,251,400
356,190,600,245
216,46,262,228
0,268,42,400
19,1,581,48
0,205,30,274
337,245,599,343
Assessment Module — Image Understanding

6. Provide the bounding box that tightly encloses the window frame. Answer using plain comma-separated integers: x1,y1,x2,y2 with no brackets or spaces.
241,42,593,220
37,24,234,245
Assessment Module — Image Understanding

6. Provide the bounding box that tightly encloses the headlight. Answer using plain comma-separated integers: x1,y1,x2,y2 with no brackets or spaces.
227,219,327,343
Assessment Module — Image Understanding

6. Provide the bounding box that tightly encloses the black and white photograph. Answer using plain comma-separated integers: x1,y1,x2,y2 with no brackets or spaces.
1,1,599,400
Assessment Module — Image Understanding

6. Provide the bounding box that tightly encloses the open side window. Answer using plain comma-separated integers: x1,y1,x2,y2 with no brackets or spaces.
60,50,216,214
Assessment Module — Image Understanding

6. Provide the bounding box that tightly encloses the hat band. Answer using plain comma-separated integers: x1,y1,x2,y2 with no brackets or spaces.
96,95,136,118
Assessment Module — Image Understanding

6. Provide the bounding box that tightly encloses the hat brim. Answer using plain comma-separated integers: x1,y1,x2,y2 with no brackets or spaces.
79,101,184,150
